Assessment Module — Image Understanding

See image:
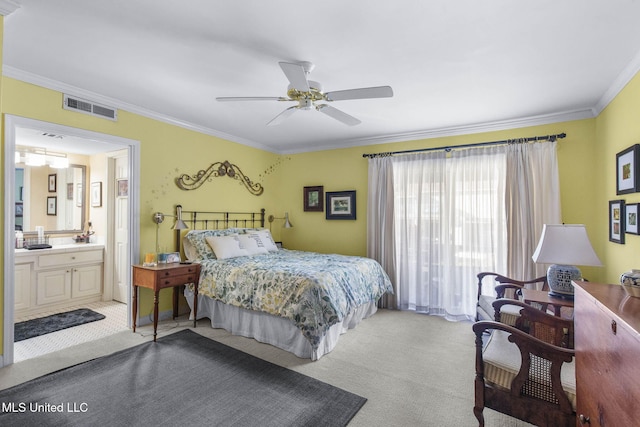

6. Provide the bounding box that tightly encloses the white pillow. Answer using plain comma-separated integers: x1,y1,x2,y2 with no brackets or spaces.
205,235,249,259
245,229,279,252
237,234,269,255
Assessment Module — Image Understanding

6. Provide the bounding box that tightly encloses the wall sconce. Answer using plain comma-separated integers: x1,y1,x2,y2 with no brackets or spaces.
268,212,293,230
152,205,189,253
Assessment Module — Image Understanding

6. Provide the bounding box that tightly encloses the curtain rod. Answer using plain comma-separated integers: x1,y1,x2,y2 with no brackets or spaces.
362,132,567,158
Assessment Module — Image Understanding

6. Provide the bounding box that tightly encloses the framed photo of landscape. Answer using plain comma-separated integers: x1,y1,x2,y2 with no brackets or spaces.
326,190,356,220
303,186,324,212
617,144,640,195
610,199,625,244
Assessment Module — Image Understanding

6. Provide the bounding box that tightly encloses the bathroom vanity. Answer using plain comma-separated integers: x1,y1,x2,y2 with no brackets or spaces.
15,243,104,317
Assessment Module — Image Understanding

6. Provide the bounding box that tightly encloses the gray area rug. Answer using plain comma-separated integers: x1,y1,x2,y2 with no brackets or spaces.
0,329,366,426
14,308,106,342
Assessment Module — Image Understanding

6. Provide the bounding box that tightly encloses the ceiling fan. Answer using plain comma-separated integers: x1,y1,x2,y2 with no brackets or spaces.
216,61,393,126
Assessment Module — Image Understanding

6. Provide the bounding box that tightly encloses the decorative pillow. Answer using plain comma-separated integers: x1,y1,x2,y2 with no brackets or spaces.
245,229,279,252
205,235,249,259
185,229,240,259
237,234,269,256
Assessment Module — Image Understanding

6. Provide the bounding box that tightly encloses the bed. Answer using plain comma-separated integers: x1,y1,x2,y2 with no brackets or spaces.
176,207,393,360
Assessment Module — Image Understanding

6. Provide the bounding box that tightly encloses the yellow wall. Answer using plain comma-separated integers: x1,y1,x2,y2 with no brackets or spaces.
282,120,603,280
595,71,640,284
0,77,281,353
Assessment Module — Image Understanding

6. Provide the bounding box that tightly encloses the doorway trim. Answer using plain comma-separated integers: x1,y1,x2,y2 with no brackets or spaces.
2,115,140,367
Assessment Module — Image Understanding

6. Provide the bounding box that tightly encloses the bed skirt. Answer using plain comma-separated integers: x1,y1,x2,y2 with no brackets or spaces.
184,288,378,360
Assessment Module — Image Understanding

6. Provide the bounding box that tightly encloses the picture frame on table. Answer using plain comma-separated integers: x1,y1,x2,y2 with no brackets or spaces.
48,174,57,193
610,199,625,244
616,144,640,195
165,252,181,263
326,190,356,220
47,196,57,216
303,186,324,212
91,182,102,207
626,202,640,235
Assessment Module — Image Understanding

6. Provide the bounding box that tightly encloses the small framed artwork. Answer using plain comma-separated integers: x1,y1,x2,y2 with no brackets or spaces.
626,203,640,235
91,182,102,207
616,144,640,195
610,199,625,244
304,185,324,212
326,190,356,220
15,202,23,217
47,196,57,216
117,179,129,197
48,174,57,192
165,252,181,263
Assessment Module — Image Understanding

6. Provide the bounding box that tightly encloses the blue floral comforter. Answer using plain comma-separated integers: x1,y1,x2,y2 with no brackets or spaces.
193,249,393,349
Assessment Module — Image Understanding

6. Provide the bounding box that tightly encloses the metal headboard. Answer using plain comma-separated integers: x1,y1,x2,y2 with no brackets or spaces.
174,206,265,252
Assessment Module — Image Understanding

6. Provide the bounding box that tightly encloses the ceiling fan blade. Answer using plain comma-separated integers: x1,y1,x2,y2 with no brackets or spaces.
216,96,290,102
316,104,361,126
279,62,310,92
325,86,393,101
267,106,298,126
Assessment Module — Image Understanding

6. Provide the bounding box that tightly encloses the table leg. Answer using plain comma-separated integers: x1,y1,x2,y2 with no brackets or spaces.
132,285,138,333
153,290,159,342
172,286,178,319
193,282,198,328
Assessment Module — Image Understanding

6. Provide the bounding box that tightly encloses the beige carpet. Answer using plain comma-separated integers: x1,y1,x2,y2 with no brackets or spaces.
1,309,532,426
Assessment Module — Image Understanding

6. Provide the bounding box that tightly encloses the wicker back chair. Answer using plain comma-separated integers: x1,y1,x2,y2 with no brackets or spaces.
472,304,575,426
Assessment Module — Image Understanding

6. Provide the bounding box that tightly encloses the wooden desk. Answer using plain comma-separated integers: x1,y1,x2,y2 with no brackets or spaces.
132,262,201,341
521,288,574,317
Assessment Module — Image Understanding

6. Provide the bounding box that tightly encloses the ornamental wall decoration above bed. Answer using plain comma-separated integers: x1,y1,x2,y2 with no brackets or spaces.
175,160,264,196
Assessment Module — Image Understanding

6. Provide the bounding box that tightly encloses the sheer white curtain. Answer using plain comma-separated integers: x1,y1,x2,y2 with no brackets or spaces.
392,146,508,320
366,141,561,320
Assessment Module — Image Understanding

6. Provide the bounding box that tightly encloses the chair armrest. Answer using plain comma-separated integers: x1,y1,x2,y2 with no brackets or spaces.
494,283,524,299
476,272,516,301
472,320,575,414
496,275,548,291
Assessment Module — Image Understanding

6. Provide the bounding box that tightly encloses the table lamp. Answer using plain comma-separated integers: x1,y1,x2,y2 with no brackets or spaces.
532,224,602,298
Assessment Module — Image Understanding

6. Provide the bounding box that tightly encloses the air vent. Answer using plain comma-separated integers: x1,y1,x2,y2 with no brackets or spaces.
63,94,118,121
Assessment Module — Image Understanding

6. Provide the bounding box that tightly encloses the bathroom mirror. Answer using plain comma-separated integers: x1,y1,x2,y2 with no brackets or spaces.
15,163,86,235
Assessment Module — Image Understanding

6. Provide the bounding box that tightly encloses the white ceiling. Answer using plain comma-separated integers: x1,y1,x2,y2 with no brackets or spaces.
4,0,640,154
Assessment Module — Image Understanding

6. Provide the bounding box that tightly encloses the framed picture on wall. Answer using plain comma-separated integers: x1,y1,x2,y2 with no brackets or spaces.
47,196,57,216
48,174,57,193
117,179,129,197
303,186,324,212
616,144,640,194
326,190,356,220
626,203,640,235
91,182,102,207
610,199,626,243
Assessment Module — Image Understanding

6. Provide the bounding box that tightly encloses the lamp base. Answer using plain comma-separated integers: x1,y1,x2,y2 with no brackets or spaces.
547,264,581,299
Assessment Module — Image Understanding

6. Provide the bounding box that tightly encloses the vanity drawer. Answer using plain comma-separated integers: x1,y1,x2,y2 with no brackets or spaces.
38,249,104,268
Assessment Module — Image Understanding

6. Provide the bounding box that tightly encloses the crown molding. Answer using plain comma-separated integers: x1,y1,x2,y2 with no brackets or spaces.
2,65,274,153
594,47,640,115
281,108,596,154
0,0,20,16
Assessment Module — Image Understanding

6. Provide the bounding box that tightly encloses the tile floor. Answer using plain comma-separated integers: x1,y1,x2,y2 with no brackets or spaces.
13,301,129,362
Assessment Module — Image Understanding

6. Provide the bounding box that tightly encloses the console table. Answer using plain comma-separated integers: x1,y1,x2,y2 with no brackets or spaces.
573,280,640,426
132,262,201,341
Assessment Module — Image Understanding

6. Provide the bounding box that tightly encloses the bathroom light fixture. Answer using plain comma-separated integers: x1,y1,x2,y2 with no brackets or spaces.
16,146,69,168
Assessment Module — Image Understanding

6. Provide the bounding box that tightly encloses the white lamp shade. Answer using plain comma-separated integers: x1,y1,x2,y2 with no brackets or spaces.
532,224,602,267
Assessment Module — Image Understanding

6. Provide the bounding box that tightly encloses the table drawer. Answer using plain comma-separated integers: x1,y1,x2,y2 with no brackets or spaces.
158,273,198,288
156,265,199,278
